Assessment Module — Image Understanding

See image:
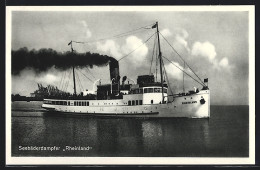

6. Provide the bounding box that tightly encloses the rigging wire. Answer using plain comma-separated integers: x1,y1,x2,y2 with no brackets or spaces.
75,71,84,92
159,32,206,86
162,56,205,87
77,71,84,92
155,42,158,82
71,23,155,44
78,69,94,83
162,59,174,97
64,69,72,92
61,71,67,91
58,71,65,90
149,33,157,75
86,67,96,79
118,32,156,61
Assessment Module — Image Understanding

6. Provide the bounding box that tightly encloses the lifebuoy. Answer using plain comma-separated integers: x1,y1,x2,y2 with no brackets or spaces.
200,98,206,104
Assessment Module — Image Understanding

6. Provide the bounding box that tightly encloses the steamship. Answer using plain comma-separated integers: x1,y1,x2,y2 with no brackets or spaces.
42,22,210,118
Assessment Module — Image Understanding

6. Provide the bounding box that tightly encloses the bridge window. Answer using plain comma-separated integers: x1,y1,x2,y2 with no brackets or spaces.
163,88,167,93
148,88,154,93
154,88,162,93
133,89,139,94
128,101,131,106
139,89,143,93
144,88,148,93
139,100,143,105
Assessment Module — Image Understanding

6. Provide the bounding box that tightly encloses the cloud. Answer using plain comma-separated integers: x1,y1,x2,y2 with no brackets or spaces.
161,29,172,37
173,29,190,52
191,41,216,62
219,57,229,68
96,40,122,59
165,61,184,80
122,36,148,64
36,73,59,85
191,41,232,70
80,20,92,39
96,36,148,65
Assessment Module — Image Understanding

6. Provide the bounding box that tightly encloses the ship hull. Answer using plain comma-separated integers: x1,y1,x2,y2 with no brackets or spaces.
42,90,210,118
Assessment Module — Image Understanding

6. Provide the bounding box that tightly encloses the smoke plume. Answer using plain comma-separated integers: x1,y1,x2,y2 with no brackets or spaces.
12,47,116,75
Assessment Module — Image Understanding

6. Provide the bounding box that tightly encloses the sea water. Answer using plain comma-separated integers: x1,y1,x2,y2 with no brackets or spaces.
11,101,249,157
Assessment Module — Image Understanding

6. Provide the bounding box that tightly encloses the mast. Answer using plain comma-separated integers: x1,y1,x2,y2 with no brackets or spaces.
183,61,185,93
156,22,164,103
72,66,76,95
69,41,77,95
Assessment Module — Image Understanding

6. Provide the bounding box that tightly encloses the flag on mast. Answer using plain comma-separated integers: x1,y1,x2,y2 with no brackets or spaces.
152,23,157,29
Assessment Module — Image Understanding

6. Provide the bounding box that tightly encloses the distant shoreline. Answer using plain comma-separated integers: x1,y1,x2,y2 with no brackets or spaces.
12,97,43,102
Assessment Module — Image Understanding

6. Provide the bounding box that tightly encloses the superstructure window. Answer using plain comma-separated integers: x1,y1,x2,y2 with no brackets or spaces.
133,89,139,94
151,100,153,104
136,100,139,105
144,88,148,93
128,101,131,106
148,88,154,93
132,100,135,105
163,88,167,93
139,100,143,105
154,88,162,93
87,102,89,106
139,89,143,93
44,100,51,104
79,102,82,106
74,101,76,106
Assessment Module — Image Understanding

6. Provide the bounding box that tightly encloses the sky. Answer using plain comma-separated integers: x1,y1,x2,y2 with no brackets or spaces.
10,9,250,105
